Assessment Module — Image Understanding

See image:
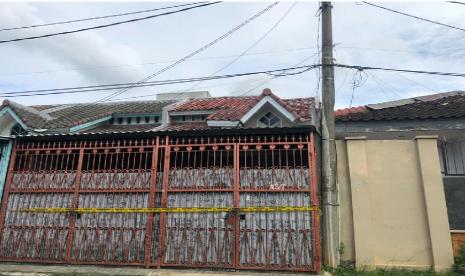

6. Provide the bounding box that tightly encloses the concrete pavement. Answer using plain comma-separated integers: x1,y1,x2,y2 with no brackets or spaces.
0,263,317,276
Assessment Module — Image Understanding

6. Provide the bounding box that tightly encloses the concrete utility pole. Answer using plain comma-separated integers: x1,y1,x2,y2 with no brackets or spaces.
320,1,340,267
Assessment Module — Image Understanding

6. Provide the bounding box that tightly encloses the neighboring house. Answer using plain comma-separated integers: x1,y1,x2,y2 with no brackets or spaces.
336,90,465,255
0,89,322,272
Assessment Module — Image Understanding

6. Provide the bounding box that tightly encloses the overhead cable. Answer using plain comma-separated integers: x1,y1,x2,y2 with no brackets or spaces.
98,1,279,102
5,63,465,98
0,65,320,98
333,64,465,77
0,2,221,44
0,2,209,32
0,46,316,77
362,2,465,32
182,2,297,92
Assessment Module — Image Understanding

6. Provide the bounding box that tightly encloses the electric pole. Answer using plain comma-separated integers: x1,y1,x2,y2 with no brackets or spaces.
320,1,340,267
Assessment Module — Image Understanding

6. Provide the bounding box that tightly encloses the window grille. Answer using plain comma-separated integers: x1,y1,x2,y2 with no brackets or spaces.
257,112,281,128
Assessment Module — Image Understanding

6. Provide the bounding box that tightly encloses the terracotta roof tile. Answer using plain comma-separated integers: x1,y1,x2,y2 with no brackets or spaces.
172,89,314,122
336,91,465,122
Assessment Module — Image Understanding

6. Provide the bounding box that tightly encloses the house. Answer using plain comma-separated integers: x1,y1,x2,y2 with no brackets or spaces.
336,91,465,257
0,89,322,272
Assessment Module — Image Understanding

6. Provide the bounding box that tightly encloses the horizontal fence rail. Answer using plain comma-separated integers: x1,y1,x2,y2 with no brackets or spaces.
0,134,320,272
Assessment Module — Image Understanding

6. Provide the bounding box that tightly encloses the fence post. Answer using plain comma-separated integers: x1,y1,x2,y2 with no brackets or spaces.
144,137,159,267
157,136,170,268
65,144,85,262
309,132,322,272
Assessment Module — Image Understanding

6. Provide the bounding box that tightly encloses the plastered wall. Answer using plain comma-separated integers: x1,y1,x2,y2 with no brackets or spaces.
337,136,454,271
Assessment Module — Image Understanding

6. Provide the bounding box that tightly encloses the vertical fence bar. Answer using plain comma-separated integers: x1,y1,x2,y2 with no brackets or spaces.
65,145,85,262
145,137,159,267
0,141,16,237
158,136,170,268
233,142,240,268
309,132,321,272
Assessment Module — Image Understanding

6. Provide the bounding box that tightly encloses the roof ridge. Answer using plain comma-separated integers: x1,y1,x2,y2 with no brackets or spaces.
8,101,54,121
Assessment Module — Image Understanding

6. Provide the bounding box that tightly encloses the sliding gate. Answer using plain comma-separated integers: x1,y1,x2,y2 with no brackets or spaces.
0,134,320,272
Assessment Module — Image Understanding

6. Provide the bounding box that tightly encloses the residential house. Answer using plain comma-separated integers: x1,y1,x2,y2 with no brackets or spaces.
0,89,322,272
336,91,465,256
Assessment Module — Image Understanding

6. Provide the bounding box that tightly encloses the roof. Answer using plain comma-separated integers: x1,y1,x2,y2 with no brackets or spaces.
1,88,317,136
153,122,211,132
171,88,314,122
0,99,176,131
336,91,465,122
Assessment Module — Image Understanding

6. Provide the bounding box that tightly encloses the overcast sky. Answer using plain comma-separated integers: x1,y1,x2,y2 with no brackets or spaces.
1,1,465,109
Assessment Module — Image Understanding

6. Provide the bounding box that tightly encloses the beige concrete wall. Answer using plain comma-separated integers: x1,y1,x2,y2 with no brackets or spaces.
338,137,454,271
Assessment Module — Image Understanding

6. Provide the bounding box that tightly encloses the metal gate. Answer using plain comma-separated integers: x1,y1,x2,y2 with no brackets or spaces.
0,134,320,272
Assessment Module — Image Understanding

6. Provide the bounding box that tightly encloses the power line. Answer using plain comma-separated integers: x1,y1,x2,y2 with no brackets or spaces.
98,2,279,102
448,1,465,6
0,2,221,44
109,77,270,101
0,65,320,98
5,44,463,78
362,2,465,33
5,63,465,98
183,2,297,92
0,2,209,32
333,64,465,77
232,53,319,96
0,46,316,77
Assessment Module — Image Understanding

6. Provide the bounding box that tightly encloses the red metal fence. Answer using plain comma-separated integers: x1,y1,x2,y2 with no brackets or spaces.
0,134,320,272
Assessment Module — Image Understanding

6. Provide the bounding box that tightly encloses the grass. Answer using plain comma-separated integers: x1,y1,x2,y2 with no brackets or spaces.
324,244,465,275
325,263,458,276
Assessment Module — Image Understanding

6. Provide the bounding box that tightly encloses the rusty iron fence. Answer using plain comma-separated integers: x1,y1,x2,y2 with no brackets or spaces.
0,134,320,272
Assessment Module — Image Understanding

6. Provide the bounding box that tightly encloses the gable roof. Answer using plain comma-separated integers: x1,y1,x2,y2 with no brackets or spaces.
336,91,465,122
0,88,317,136
171,88,314,122
0,99,176,132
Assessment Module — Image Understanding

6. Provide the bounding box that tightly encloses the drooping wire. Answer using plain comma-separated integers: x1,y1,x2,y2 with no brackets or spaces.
0,46,316,77
362,2,465,33
234,53,319,96
0,2,209,32
180,2,297,93
0,64,320,98
97,2,279,103
5,63,465,98
0,2,221,44
313,4,323,98
348,68,368,109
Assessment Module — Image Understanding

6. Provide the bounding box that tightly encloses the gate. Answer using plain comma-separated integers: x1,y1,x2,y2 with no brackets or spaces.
0,134,320,272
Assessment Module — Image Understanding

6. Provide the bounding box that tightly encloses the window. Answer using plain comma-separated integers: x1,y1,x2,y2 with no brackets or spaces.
127,117,132,124
117,118,123,124
155,116,159,123
10,123,27,136
257,112,281,128
145,117,150,123
136,117,141,124
440,141,465,175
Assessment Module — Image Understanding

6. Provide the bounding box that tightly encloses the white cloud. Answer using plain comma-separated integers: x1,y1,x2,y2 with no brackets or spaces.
1,1,465,108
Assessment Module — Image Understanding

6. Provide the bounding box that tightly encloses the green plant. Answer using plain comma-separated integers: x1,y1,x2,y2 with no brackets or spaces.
455,244,465,274
324,264,456,276
339,242,346,256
